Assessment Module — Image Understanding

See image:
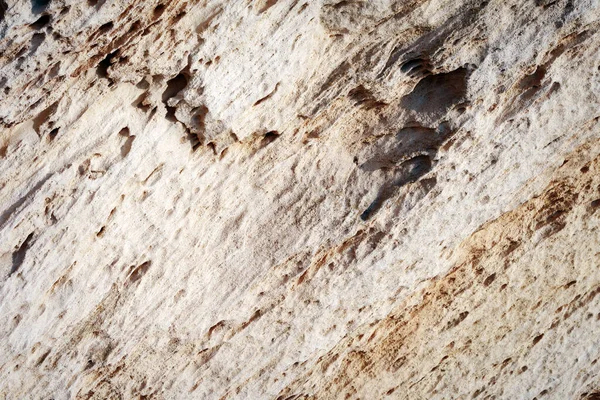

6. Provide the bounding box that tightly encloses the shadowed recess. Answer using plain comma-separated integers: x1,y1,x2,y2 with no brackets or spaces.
31,0,51,14
401,68,468,117
0,0,7,23
10,233,34,277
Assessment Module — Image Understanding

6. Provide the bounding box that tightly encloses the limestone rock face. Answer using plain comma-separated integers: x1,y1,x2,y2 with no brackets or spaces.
1,0,600,398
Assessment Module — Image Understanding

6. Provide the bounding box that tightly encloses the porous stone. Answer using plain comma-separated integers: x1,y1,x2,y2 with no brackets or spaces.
0,0,600,399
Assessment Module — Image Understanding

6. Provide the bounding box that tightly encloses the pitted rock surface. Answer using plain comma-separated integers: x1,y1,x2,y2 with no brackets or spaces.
1,0,600,399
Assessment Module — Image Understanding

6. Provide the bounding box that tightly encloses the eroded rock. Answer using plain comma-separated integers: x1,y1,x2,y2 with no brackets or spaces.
1,0,600,399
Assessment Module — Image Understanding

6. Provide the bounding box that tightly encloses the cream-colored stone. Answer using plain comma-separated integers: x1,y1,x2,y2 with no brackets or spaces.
0,0,599,399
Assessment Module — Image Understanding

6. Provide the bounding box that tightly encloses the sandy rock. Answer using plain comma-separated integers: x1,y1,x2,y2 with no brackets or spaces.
0,0,599,399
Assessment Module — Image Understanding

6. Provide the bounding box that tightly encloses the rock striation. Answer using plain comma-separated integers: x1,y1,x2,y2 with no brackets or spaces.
1,0,600,399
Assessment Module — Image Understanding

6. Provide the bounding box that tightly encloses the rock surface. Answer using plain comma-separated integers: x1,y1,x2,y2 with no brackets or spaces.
1,0,600,399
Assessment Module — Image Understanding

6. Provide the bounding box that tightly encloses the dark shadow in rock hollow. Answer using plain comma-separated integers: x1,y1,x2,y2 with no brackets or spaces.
31,0,51,14
360,154,433,221
359,67,469,220
401,68,468,119
10,233,34,277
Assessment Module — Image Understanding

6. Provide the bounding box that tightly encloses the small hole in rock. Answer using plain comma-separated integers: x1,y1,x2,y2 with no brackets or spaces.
263,131,280,145
153,4,166,19
207,142,217,155
136,78,150,89
133,92,151,111
483,273,496,286
87,0,106,7
162,73,188,102
10,233,34,277
48,127,59,140
128,261,151,284
219,147,228,159
96,50,118,79
128,20,141,33
30,14,51,30
0,0,7,23
98,21,113,34
84,359,94,370
29,32,46,55
186,131,201,151
165,106,177,122
120,136,135,158
172,11,186,22
583,392,600,400
31,0,51,14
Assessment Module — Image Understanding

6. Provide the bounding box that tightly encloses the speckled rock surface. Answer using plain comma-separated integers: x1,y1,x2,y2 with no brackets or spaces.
1,0,600,399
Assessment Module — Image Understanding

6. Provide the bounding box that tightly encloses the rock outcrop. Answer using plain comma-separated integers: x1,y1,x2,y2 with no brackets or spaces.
1,0,600,399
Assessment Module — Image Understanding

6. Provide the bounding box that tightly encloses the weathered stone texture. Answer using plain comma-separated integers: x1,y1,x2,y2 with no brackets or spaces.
0,0,599,399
